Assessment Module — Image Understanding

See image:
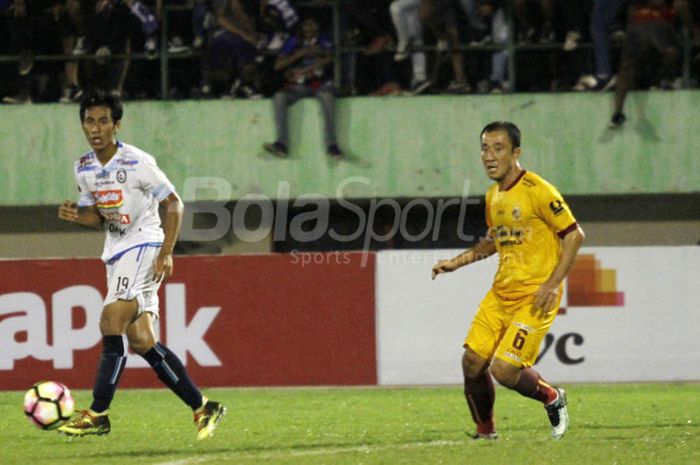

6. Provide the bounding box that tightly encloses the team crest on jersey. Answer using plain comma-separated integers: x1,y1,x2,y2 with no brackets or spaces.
512,206,522,220
116,169,127,183
95,190,123,210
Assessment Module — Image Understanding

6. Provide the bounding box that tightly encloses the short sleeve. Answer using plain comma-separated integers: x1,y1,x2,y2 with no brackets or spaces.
138,157,175,202
74,165,95,207
534,181,578,238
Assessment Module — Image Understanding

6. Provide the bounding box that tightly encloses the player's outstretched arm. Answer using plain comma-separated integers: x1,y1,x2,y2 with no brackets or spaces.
153,192,184,283
534,225,586,313
57,201,102,230
431,237,497,280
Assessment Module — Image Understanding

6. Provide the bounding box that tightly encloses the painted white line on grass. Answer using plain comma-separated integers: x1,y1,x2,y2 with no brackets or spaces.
152,439,466,465
153,457,208,465
287,439,464,457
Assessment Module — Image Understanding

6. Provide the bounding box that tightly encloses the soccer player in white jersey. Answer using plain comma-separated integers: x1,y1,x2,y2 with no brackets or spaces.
57,92,225,439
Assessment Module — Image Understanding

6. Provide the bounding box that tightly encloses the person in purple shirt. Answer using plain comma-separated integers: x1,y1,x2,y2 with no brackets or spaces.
263,16,343,159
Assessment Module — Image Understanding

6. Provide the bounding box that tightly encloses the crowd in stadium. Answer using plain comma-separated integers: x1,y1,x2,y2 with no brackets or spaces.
0,0,698,105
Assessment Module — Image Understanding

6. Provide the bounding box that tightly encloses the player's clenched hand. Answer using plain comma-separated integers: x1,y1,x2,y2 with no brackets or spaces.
432,259,457,280
153,253,173,283
58,201,79,222
534,282,560,316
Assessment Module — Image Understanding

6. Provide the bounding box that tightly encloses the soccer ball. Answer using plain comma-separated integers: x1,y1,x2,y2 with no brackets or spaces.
23,381,75,430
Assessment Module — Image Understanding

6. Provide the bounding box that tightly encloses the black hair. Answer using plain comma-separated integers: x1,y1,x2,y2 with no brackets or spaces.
480,121,521,148
79,92,123,123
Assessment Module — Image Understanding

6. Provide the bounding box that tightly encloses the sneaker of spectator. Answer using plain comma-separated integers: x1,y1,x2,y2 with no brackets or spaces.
18,51,34,76
364,34,393,55
409,78,431,95
609,111,626,129
591,75,616,92
446,80,471,94
238,84,263,99
95,46,112,66
477,79,506,94
223,78,263,100
145,37,158,59
2,92,32,104
168,36,190,54
518,28,537,45
73,36,88,56
469,34,492,46
59,84,84,103
394,40,410,62
539,27,556,44
563,31,580,51
191,83,213,99
265,32,289,52
263,141,289,158
370,82,402,96
658,77,682,90
326,144,344,159
573,74,615,92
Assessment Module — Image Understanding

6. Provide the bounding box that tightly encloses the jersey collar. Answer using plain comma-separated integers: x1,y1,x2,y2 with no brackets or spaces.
502,170,527,192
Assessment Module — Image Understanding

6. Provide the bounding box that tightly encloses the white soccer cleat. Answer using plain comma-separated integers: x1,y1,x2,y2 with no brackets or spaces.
545,388,569,439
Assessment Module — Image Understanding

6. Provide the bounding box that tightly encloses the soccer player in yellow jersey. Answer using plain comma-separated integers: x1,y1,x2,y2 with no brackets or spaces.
432,121,585,440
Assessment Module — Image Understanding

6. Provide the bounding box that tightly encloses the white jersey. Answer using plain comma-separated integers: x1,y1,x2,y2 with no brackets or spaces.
74,142,175,263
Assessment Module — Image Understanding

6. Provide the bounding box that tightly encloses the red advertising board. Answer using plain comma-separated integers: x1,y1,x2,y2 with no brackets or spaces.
0,252,376,391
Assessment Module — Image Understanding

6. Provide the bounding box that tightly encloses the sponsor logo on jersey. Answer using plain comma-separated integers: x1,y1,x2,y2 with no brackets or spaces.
77,164,97,173
77,154,96,173
96,169,110,179
549,200,565,215
94,189,124,210
117,158,139,166
120,214,131,224
108,223,126,236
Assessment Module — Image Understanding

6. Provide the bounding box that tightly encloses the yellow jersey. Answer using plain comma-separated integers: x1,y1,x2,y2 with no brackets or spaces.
485,170,578,300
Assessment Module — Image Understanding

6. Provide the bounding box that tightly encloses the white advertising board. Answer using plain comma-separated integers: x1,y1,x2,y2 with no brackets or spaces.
376,247,700,384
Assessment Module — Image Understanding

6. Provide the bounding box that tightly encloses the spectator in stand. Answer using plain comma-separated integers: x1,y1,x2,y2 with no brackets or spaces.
390,0,431,94
198,0,263,98
341,0,397,95
610,0,690,128
512,0,555,43
557,0,593,52
2,0,79,103
419,0,471,94
263,16,344,159
58,0,159,99
573,0,626,91
343,0,393,55
192,0,214,50
259,0,298,51
473,0,510,94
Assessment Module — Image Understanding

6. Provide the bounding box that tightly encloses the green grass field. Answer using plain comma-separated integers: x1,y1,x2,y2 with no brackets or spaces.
2,384,698,465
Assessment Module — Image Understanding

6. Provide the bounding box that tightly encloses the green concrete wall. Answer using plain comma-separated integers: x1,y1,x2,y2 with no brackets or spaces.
2,91,698,205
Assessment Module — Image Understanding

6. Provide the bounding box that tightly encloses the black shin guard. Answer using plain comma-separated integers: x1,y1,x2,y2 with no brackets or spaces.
142,342,203,410
91,335,127,413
